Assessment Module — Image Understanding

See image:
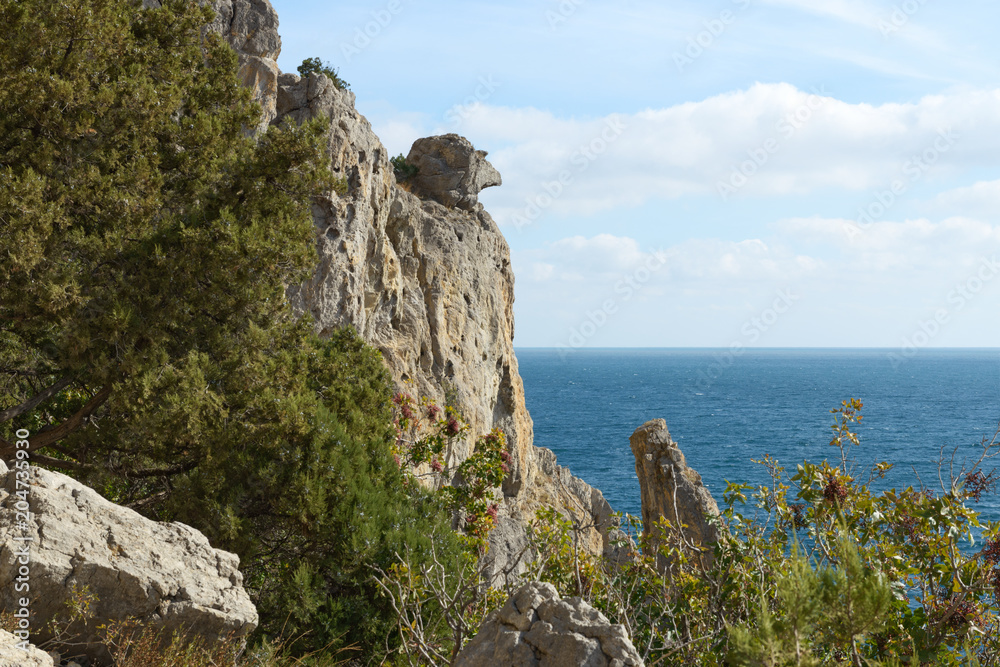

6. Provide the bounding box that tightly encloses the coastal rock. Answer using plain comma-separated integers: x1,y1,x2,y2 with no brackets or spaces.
0,461,257,666
145,0,282,131
270,62,616,571
405,134,502,211
455,581,644,667
0,629,53,667
630,420,722,570
203,0,618,574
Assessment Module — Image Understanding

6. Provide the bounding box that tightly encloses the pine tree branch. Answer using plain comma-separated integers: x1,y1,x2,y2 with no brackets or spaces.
29,453,95,472
0,376,73,422
0,384,112,458
124,459,199,479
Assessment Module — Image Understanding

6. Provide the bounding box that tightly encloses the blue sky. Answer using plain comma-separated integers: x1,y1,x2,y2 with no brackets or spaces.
272,0,1000,349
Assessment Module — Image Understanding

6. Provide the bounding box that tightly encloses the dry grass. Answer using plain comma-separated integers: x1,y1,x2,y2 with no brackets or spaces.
2,585,352,667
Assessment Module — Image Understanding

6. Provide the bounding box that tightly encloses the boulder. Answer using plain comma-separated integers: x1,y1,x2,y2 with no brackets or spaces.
0,461,257,666
629,420,722,570
455,581,643,667
0,629,52,667
406,134,502,211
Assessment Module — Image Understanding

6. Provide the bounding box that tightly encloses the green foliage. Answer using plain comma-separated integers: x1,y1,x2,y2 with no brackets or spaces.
377,401,1000,666
0,0,333,455
332,176,349,196
0,0,461,662
297,57,349,91
391,154,420,181
391,391,511,545
728,536,893,666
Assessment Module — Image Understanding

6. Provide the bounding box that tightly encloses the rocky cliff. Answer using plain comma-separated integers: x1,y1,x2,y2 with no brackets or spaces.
207,1,623,573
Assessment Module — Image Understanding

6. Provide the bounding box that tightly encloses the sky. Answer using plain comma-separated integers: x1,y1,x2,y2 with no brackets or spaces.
271,0,1000,349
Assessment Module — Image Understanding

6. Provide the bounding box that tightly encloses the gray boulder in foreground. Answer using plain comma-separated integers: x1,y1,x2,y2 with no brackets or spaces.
0,629,53,667
455,581,643,667
0,461,257,665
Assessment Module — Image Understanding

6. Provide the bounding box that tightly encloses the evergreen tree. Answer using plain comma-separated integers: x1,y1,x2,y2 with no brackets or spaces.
0,0,461,659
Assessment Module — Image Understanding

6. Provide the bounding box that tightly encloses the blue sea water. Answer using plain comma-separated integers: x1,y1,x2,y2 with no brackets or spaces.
517,348,1000,523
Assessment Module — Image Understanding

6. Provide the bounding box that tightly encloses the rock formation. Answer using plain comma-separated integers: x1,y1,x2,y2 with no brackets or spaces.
629,420,722,570
0,629,53,667
251,30,622,571
455,581,643,667
0,461,257,666
405,134,503,211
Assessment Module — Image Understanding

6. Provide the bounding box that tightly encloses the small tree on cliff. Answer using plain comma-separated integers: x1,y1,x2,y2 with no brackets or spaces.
0,0,462,660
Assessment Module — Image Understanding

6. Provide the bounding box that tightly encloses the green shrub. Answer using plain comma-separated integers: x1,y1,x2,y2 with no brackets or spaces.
377,401,1000,666
391,154,419,181
298,57,350,91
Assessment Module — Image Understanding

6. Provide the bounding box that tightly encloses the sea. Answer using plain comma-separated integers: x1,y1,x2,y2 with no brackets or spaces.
516,348,1000,524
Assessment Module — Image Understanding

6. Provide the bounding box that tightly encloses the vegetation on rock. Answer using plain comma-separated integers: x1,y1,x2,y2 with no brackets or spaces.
0,0,458,661
391,154,420,181
298,57,350,91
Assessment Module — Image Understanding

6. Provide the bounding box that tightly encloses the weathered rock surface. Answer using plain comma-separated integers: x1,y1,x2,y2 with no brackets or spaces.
405,134,502,211
630,420,722,570
455,581,643,667
267,67,619,572
204,0,619,573
0,629,53,667
0,461,257,666
208,0,281,132
143,0,281,132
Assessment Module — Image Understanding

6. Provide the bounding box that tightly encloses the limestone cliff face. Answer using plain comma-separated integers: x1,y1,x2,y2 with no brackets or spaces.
212,0,622,570
208,0,282,132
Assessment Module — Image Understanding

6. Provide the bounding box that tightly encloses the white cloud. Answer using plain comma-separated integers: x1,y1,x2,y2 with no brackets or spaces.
517,234,819,289
930,180,1000,221
777,215,1000,273
758,0,881,27
464,85,1000,227
512,222,1000,347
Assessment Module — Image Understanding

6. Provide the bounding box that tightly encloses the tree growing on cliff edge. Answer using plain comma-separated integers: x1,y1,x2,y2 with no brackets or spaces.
0,0,329,462
0,0,462,660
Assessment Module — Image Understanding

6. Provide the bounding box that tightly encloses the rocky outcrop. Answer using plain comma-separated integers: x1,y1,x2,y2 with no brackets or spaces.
405,134,502,211
203,0,618,573
143,0,281,132
630,420,722,570
0,630,53,667
455,581,643,667
0,461,257,666
268,68,618,572
208,0,281,132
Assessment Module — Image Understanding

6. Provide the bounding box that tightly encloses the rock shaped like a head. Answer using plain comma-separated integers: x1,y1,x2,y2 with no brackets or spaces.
405,134,502,211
